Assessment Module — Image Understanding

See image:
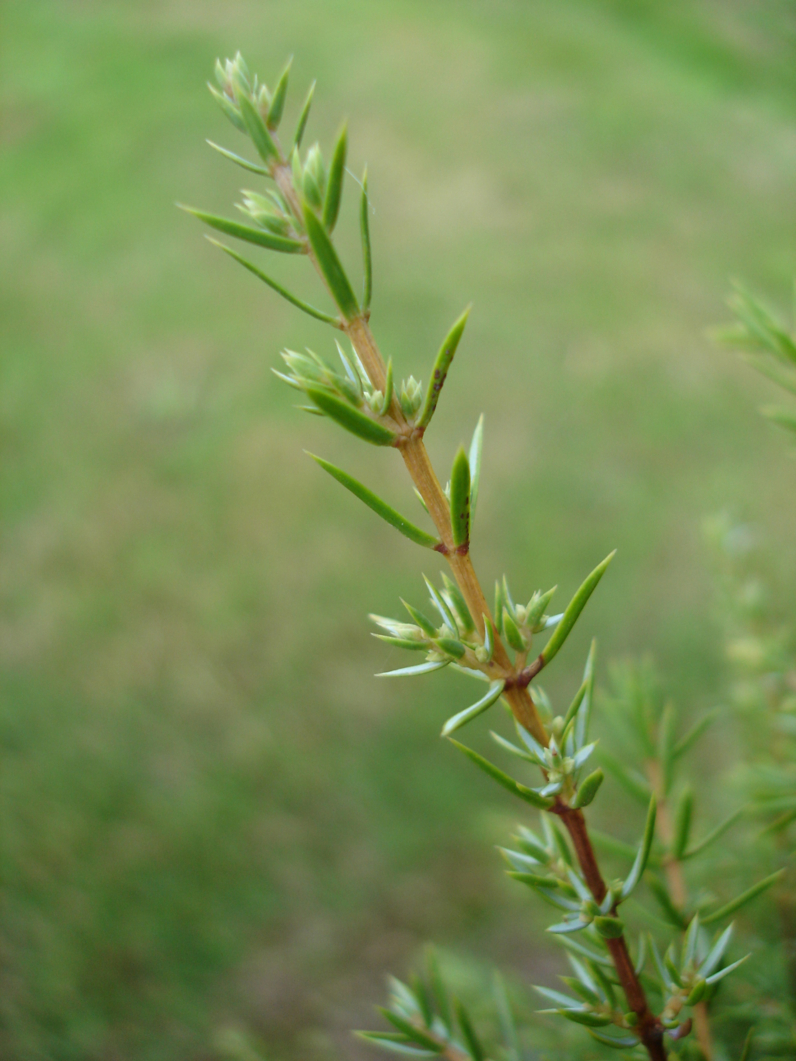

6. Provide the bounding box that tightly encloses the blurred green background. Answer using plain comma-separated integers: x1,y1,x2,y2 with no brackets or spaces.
3,1,796,1058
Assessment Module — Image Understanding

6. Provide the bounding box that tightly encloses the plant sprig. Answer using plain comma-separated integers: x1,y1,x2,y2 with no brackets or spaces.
184,54,777,1061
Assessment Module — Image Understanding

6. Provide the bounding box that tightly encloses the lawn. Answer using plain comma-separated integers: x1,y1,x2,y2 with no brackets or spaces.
2,1,796,1058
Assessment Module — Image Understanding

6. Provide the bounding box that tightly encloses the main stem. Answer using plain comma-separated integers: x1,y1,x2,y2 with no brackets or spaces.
344,313,666,1059
273,150,665,1057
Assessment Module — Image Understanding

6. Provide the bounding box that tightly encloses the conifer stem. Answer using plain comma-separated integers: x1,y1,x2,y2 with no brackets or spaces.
274,149,667,1059
555,804,667,1059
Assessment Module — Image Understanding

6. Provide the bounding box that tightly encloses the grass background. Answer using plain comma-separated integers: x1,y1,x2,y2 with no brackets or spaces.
2,1,796,1058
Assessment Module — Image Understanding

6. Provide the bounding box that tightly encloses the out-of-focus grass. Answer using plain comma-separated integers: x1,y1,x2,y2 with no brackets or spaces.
2,1,796,1058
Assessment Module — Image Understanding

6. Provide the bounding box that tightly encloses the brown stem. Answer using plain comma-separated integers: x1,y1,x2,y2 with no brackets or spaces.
646,762,712,1060
396,427,548,745
555,804,667,1059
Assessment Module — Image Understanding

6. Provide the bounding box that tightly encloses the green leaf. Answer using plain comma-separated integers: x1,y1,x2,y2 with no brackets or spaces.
303,205,360,320
441,574,474,633
593,916,624,939
494,580,506,636
374,636,427,651
379,1010,442,1052
452,664,489,684
236,91,279,163
380,358,394,417
547,916,589,935
526,586,557,631
671,786,693,860
556,1008,613,1027
388,976,421,1016
686,978,707,1006
360,168,373,312
309,454,438,547
658,703,677,796
590,957,618,1004
697,923,733,979
293,79,315,148
441,681,505,737
682,911,701,969
481,615,494,661
673,709,718,759
573,636,598,746
267,57,291,128
435,637,466,659
572,768,604,809
702,869,785,925
303,155,327,212
207,82,247,132
426,948,452,1033
401,600,438,638
533,985,583,1011
305,387,396,445
291,145,304,195
409,974,434,1028
377,660,449,678
355,1032,438,1057
502,608,526,653
323,123,348,232
207,240,338,324
454,999,484,1061
665,940,684,985
705,954,750,985
557,935,613,968
562,958,600,1002
468,415,484,523
647,875,686,929
179,206,305,253
739,1029,754,1061
424,575,458,631
449,446,471,548
562,677,589,732
417,307,472,429
587,1030,640,1049
506,869,564,890
447,740,554,808
209,79,249,131
542,552,616,665
205,140,268,175
683,807,744,860
491,732,535,763
620,794,656,900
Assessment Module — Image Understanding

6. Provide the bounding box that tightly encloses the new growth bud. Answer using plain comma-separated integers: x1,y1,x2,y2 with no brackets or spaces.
302,144,327,210
400,376,423,418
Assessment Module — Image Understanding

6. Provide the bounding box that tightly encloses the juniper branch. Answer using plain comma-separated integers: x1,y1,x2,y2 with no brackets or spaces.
186,54,680,1059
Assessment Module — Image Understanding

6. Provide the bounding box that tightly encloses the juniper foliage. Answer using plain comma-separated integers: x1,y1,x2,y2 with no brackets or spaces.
183,55,791,1061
